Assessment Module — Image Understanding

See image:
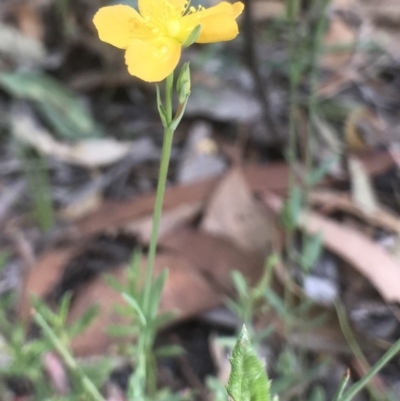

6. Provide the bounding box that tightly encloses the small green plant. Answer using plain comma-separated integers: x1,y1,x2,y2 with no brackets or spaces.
227,255,277,341
105,250,181,401
19,147,55,232
227,325,277,401
0,289,105,399
226,326,400,401
0,295,52,398
32,295,110,400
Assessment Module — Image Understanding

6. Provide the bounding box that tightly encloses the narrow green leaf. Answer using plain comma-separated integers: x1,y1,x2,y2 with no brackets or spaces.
332,369,350,401
107,324,138,338
252,325,274,344
32,297,57,326
264,290,287,319
182,25,202,47
154,345,185,358
307,156,338,187
281,185,303,230
148,269,168,320
156,84,169,128
58,292,73,326
176,62,191,104
151,311,175,329
300,232,323,273
122,293,147,326
231,271,248,300
0,72,102,140
68,305,99,338
0,252,9,270
128,249,142,301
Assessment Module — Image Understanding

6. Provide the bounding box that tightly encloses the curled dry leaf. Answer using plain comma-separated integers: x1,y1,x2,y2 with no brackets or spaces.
349,156,379,215
12,108,132,168
67,139,133,168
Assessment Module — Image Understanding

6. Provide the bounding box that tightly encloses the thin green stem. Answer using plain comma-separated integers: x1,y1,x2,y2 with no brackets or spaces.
165,72,174,123
332,369,350,401
336,302,384,401
142,71,174,316
340,337,400,401
336,302,371,376
287,0,299,190
33,310,105,401
304,0,330,202
283,0,299,340
128,72,175,399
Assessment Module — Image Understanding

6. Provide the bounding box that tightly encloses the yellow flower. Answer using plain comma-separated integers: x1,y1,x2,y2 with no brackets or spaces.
93,0,244,82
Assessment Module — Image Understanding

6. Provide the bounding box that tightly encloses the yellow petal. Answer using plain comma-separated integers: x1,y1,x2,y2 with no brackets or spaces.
196,2,244,43
200,2,244,19
169,0,187,10
93,5,144,49
125,39,181,82
139,0,185,21
232,2,245,18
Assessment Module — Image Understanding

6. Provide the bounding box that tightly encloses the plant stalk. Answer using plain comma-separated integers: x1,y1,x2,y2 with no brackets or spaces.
340,337,400,401
142,72,174,316
33,310,105,401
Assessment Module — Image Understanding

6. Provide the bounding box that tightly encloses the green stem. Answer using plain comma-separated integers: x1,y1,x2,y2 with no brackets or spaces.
304,0,330,202
142,70,174,316
336,302,386,401
283,0,299,340
33,310,105,401
287,0,299,190
340,337,400,401
165,72,174,121
332,369,350,401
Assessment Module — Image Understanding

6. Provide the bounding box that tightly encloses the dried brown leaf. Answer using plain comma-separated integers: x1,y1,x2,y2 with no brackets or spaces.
201,168,274,252
265,193,400,303
310,190,400,234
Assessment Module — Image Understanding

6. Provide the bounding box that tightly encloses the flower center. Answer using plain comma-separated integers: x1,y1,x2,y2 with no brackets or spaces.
166,19,181,37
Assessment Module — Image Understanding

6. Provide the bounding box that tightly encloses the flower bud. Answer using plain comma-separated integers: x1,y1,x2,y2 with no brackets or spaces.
176,62,191,104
